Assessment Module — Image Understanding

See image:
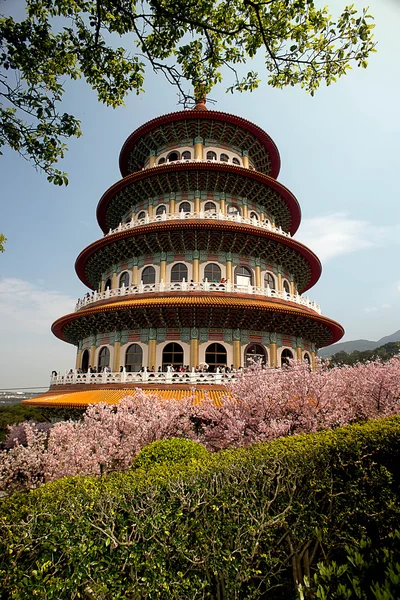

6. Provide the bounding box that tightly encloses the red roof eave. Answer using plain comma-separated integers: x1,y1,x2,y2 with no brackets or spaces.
96,162,301,235
118,109,281,178
75,220,321,292
52,296,344,348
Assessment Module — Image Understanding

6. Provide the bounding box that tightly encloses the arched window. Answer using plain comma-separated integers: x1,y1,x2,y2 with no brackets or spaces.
235,265,252,287
283,280,291,294
119,271,130,288
304,352,311,365
137,211,146,220
171,263,188,282
162,343,184,371
264,272,276,290
105,278,112,290
204,201,216,212
206,151,217,161
281,349,293,367
204,263,221,282
205,343,227,371
227,204,240,216
245,343,267,367
249,211,259,220
182,151,191,160
179,201,191,213
98,347,110,370
220,153,229,162
125,344,143,372
156,204,166,215
167,151,179,162
81,349,89,373
142,266,156,284
158,157,166,165
232,157,241,165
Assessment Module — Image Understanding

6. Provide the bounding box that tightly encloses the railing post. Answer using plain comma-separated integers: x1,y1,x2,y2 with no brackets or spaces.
121,367,126,383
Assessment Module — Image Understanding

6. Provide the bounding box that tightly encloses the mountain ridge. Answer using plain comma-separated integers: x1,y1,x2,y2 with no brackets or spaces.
318,329,400,358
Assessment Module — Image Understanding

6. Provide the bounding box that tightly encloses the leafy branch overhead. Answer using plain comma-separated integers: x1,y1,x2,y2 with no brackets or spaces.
0,1,375,183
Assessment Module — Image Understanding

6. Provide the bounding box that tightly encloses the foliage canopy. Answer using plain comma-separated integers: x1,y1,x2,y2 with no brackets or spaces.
0,1,375,183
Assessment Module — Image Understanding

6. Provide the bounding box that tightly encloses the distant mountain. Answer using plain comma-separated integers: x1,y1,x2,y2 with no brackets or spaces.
318,330,400,358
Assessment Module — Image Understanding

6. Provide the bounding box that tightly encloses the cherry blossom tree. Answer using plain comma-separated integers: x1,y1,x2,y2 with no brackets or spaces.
1,357,400,492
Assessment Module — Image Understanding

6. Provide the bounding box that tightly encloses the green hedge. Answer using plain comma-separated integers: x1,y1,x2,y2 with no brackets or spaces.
1,417,400,599
132,438,209,470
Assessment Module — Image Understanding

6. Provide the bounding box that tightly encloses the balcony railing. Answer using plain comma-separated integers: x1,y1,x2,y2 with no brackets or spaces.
105,210,291,238
76,281,321,314
50,369,237,387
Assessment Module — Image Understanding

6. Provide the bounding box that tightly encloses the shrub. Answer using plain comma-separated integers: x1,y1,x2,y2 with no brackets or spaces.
1,417,400,599
133,437,209,470
300,530,400,599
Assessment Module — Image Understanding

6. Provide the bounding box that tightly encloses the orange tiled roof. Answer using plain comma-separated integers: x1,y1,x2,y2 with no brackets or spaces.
22,388,228,409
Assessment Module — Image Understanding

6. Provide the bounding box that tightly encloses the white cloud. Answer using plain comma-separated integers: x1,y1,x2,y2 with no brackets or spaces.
0,278,76,335
297,213,400,262
0,279,77,388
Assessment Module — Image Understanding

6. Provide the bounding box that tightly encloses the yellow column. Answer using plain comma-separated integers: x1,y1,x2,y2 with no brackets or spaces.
149,153,156,168
226,257,233,283
260,212,265,221
269,343,277,367
194,191,201,212
89,345,96,369
194,137,204,160
100,279,105,293
112,272,117,289
193,258,199,282
220,197,226,213
277,273,283,292
255,265,261,287
170,197,176,213
160,259,167,282
190,339,199,369
242,204,248,218
242,153,249,168
311,351,317,372
75,349,82,370
148,204,153,217
233,341,241,369
113,342,121,372
296,347,303,361
148,339,157,370
132,265,139,285
290,281,295,295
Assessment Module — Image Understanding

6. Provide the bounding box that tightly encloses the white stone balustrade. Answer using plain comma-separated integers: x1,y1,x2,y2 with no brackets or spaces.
76,282,322,314
105,210,291,238
50,369,237,387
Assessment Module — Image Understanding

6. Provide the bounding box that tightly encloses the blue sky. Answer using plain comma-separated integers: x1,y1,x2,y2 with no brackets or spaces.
1,0,399,390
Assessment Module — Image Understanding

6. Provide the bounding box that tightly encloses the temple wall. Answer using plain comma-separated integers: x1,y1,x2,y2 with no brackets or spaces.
77,328,315,372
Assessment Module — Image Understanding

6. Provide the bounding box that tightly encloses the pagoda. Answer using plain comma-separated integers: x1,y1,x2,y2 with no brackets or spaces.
25,99,344,409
